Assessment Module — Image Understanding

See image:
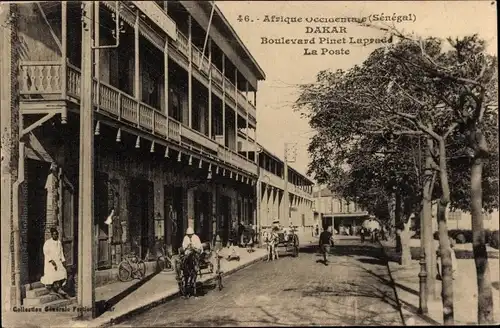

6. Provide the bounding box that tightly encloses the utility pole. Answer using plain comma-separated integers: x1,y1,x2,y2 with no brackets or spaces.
77,1,95,320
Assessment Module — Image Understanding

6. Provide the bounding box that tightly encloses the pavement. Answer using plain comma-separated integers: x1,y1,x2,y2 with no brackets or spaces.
115,239,428,327
3,232,318,328
2,246,268,328
380,238,500,325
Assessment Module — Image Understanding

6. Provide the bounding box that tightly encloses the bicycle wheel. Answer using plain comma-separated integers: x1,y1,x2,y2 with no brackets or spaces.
118,261,132,282
137,260,146,279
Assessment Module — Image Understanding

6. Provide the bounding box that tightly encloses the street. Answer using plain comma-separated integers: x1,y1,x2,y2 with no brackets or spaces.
114,239,426,327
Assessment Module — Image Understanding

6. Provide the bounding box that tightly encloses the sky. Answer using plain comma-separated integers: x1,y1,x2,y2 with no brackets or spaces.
216,0,497,180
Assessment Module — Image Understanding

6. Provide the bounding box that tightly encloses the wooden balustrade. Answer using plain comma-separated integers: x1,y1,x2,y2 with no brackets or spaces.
176,31,189,56
19,60,258,176
20,61,63,94
174,30,257,118
168,119,181,142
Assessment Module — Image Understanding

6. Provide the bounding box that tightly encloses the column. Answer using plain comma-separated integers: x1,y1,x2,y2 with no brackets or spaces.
234,69,238,150
153,175,164,241
1,4,15,309
61,1,68,106
164,39,169,117
188,16,192,128
222,55,226,146
78,1,95,318
208,38,212,138
187,188,195,228
211,184,217,244
245,81,249,159
134,11,139,100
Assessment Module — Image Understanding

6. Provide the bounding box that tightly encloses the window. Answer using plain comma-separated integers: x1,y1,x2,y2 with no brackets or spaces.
448,211,462,221
483,211,492,220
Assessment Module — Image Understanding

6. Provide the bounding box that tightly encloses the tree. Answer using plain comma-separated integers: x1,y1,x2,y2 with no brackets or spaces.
295,34,497,324
380,32,498,324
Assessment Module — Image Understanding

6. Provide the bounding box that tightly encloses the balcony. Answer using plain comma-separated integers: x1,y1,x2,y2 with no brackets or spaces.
171,30,257,122
260,170,285,190
19,61,257,176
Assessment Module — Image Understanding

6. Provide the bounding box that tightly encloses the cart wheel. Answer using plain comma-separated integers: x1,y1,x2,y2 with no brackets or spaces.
137,260,146,279
118,262,132,282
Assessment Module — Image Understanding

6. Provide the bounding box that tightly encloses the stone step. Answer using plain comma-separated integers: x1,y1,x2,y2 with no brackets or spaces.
25,281,45,290
26,287,51,298
41,297,76,312
24,292,69,306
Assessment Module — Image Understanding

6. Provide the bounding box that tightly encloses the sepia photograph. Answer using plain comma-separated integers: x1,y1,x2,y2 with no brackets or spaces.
0,1,498,327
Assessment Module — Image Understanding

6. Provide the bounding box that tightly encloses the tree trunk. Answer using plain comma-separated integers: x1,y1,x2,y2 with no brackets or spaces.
423,138,437,299
400,217,412,266
436,139,454,325
471,153,494,323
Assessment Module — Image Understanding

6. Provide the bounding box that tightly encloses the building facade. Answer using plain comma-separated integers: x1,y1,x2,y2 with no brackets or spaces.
312,187,369,234
1,1,266,309
434,208,499,232
251,146,315,233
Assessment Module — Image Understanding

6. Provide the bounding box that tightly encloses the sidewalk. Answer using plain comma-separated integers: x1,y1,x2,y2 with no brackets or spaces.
380,239,500,325
3,247,267,328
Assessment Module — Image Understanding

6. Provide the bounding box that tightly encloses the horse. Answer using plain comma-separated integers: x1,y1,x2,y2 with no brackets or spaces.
175,245,201,298
262,229,279,261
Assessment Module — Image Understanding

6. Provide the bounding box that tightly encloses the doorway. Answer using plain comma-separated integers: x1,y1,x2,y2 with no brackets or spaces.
194,191,211,242
27,159,50,283
129,179,154,260
94,171,111,269
219,196,231,246
164,185,185,252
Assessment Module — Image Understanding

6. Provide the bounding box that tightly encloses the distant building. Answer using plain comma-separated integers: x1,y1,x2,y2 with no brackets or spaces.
312,187,369,234
432,207,499,232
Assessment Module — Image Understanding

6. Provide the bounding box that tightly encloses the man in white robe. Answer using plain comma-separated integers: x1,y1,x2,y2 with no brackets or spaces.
41,227,69,298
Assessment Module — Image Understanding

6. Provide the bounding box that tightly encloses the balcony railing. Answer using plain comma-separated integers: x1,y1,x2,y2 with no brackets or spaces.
173,29,256,120
19,61,258,175
180,126,218,152
217,145,258,175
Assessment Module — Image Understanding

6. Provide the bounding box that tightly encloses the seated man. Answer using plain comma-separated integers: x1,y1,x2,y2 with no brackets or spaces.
182,227,203,255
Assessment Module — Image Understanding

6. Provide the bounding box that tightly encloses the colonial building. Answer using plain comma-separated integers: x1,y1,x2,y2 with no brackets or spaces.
312,187,369,234
1,1,266,309
249,145,315,233
434,208,499,232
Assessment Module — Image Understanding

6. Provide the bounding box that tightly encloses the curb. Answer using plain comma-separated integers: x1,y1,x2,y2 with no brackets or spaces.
377,242,442,326
97,254,267,327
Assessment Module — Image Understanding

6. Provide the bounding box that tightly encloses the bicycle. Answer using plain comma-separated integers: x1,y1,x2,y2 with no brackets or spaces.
118,252,146,282
157,244,175,272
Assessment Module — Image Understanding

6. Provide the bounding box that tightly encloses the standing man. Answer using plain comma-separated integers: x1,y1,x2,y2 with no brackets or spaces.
318,226,334,265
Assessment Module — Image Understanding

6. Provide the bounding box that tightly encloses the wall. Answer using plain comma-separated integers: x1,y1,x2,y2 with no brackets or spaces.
17,3,61,61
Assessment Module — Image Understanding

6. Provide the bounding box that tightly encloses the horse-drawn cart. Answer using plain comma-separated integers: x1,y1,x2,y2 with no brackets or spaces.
275,227,300,257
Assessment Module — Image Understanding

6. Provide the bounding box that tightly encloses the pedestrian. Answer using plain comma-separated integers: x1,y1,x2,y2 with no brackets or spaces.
360,227,365,243
41,228,70,299
318,226,334,265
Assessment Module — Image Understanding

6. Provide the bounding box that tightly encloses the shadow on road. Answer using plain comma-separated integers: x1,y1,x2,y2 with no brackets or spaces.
96,269,160,317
